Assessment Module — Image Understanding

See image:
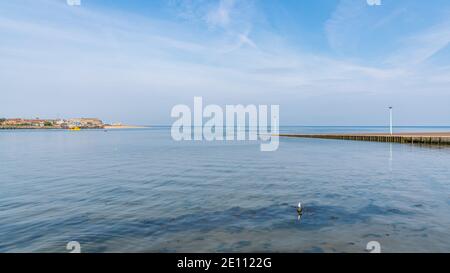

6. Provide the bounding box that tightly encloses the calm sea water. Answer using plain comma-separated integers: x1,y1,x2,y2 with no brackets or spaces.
1,126,450,253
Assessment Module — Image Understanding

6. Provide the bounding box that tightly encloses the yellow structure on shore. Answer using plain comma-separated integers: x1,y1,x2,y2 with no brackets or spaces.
69,127,81,131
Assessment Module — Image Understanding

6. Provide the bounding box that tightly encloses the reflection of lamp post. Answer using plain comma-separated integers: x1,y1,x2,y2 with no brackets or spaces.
389,107,393,135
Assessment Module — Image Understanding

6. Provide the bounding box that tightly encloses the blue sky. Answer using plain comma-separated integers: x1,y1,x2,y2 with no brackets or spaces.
1,0,450,125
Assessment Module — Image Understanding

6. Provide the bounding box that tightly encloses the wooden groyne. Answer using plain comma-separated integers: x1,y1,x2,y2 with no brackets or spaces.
280,133,450,145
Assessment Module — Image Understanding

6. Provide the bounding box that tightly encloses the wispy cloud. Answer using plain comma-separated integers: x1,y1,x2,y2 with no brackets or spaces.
325,0,367,54
206,0,235,28
387,19,450,66
170,0,257,52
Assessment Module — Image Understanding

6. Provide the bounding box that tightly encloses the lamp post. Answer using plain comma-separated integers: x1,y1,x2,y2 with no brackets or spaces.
389,107,393,135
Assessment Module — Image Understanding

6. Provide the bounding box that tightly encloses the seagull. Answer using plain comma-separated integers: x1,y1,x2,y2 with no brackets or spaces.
297,202,303,221
297,202,303,215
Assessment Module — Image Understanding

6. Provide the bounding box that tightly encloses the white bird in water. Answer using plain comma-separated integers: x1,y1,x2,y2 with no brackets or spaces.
297,202,303,221
297,202,303,214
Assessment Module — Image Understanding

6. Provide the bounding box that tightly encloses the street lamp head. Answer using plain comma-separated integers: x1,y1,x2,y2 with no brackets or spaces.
388,106,393,135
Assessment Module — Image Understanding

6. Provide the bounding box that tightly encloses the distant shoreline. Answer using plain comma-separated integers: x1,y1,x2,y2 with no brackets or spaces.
0,126,63,130
0,125,149,130
104,125,149,129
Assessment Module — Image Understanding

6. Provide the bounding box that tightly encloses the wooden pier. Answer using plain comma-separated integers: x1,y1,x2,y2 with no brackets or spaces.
280,132,450,145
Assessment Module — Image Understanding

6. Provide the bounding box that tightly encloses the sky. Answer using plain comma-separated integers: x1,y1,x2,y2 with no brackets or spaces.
1,0,450,125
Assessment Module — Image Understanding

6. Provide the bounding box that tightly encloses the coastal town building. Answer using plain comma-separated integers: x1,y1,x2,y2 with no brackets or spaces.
66,118,103,128
0,118,104,129
0,118,54,127
1,118,24,126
